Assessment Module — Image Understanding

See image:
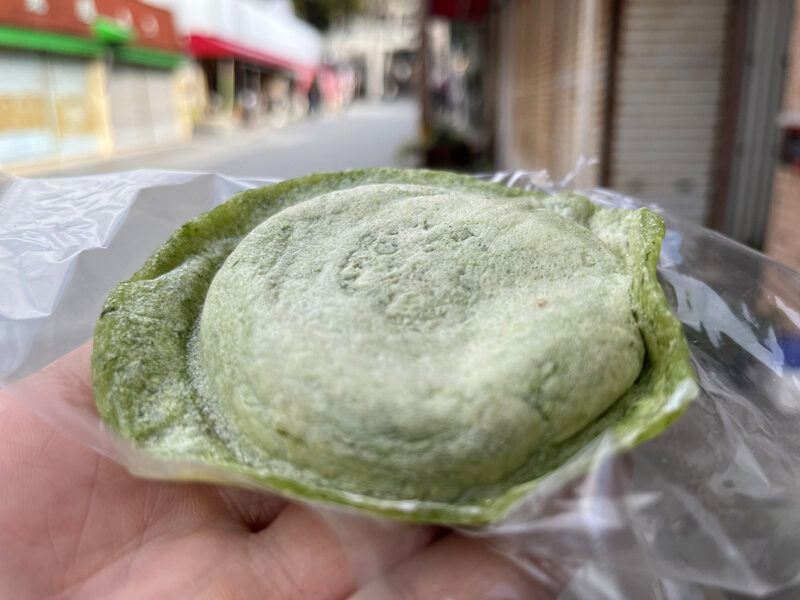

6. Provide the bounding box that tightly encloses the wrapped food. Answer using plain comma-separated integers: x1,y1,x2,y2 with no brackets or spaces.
3,168,798,596
91,169,696,524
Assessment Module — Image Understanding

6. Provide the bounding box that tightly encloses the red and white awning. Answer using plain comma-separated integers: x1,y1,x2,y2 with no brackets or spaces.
429,0,489,21
188,33,317,87
148,0,321,85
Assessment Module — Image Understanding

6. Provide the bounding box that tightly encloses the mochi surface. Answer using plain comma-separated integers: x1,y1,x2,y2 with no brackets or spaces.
92,169,696,524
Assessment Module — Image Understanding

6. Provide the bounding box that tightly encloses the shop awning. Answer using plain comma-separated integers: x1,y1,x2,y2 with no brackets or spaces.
429,0,489,21
188,33,316,87
0,0,185,67
147,0,322,87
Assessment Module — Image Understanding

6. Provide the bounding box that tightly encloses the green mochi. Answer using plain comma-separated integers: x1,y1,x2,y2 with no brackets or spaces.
92,169,697,525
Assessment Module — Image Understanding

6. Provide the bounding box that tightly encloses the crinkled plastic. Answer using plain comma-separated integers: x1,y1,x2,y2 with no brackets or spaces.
2,169,800,599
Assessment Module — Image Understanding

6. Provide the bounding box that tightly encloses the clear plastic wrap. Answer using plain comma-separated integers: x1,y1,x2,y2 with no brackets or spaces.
2,169,800,599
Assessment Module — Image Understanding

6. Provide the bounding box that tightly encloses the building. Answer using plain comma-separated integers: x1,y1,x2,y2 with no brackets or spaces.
764,0,800,273
434,0,795,252
324,0,421,101
149,0,321,122
0,0,188,171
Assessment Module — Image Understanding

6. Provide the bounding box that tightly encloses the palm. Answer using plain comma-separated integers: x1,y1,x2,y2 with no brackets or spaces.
0,345,548,599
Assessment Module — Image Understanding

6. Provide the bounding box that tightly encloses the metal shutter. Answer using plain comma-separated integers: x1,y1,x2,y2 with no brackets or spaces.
48,55,102,160
0,50,54,166
108,63,155,152
610,0,730,223
146,69,181,145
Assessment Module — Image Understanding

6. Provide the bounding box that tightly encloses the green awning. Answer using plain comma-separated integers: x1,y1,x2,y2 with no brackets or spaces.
0,24,184,69
0,25,103,57
114,46,184,69
92,17,137,45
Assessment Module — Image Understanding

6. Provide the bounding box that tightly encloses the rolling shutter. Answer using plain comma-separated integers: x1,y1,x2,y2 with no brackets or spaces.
108,63,181,152
48,55,102,160
146,69,181,145
0,51,101,168
610,0,731,223
0,51,54,166
107,63,154,151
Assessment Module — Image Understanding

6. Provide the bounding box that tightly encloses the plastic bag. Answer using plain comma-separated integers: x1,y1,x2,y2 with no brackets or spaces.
2,169,799,599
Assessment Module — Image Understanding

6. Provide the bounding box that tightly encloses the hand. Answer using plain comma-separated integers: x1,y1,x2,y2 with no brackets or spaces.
0,344,552,599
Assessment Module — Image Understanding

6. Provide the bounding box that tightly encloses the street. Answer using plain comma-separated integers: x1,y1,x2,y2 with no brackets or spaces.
36,99,420,180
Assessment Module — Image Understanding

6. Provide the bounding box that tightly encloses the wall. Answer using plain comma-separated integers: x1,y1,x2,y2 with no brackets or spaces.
94,0,182,52
0,49,189,172
0,0,92,37
764,1,800,271
500,0,609,187
765,169,800,271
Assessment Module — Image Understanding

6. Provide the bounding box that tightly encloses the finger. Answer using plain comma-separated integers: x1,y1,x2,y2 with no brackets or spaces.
1,341,93,447
350,533,555,600
15,341,95,406
6,341,96,428
2,342,246,533
243,503,437,600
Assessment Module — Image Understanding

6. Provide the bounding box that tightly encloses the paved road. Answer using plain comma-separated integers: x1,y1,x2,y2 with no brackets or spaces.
37,99,420,179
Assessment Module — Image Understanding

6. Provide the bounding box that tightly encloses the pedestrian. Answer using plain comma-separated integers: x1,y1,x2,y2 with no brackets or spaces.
308,77,321,115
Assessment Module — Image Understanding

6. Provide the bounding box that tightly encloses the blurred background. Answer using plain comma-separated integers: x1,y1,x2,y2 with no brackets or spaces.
0,0,798,273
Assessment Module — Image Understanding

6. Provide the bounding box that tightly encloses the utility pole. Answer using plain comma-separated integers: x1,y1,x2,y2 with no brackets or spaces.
418,0,432,138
